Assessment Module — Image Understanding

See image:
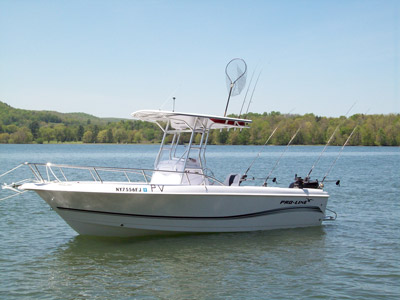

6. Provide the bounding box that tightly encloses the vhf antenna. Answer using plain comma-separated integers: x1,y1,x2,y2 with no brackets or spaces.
159,84,181,111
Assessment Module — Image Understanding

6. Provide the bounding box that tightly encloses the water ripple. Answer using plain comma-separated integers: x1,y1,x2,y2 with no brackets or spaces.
0,145,399,299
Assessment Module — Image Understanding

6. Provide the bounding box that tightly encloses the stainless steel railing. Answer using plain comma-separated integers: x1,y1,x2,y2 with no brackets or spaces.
23,162,225,186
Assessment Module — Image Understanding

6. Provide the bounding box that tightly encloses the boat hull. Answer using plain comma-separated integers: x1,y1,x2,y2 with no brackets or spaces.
22,182,329,237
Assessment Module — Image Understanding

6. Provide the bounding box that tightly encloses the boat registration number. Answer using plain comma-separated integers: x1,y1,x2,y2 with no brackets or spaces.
115,184,165,193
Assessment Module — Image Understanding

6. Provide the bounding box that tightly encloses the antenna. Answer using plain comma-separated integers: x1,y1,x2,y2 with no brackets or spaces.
159,84,181,110
245,70,262,117
306,101,356,179
224,58,247,117
263,126,301,186
243,126,278,176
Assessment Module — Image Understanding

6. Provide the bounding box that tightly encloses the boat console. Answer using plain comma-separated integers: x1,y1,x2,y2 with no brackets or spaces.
132,110,251,186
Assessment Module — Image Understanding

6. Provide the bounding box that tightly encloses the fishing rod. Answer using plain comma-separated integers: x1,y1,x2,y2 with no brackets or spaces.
243,126,278,177
286,108,296,115
262,126,301,186
321,110,369,184
244,70,262,118
239,68,256,118
321,124,359,184
305,101,356,179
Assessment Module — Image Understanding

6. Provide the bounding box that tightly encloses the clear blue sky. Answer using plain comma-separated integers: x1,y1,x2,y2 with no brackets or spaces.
1,0,399,118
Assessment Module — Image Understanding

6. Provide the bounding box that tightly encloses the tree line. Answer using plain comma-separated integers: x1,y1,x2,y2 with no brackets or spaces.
0,101,399,146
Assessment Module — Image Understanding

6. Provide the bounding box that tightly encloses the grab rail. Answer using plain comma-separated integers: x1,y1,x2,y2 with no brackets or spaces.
22,162,225,186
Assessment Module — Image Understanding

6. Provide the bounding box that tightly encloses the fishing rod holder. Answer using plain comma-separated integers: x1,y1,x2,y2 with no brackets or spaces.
262,177,277,187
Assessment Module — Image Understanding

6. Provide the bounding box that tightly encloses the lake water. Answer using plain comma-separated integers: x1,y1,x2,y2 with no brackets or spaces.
0,144,399,299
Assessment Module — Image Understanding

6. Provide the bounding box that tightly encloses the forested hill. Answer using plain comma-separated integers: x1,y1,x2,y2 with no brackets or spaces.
0,101,399,146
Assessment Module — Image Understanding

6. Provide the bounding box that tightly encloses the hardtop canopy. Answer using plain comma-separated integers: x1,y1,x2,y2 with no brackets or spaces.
131,110,252,131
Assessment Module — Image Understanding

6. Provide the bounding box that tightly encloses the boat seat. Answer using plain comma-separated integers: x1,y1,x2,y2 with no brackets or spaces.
224,173,242,186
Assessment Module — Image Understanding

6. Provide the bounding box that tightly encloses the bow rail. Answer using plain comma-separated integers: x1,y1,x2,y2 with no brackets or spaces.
1,162,225,200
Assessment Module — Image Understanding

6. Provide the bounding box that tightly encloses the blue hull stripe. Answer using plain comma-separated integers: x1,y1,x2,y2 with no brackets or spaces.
56,206,323,220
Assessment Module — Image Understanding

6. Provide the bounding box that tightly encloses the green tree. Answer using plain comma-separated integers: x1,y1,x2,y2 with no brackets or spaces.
64,127,75,142
9,127,33,143
54,124,67,143
228,130,239,145
5,124,18,133
29,121,40,139
82,130,94,143
376,128,387,146
77,125,85,141
237,130,250,145
39,127,55,143
0,133,10,143
1,100,400,146
143,128,155,141
107,129,113,143
133,131,143,143
217,130,229,144
114,128,128,143
97,129,108,143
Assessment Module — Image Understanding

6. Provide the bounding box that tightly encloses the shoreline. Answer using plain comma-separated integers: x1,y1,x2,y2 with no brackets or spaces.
0,142,398,147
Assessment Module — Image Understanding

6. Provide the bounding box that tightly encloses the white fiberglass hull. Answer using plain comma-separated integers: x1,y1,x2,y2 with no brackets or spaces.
21,182,329,237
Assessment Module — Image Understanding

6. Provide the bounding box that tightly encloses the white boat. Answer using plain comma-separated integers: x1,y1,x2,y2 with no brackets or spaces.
1,110,334,237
